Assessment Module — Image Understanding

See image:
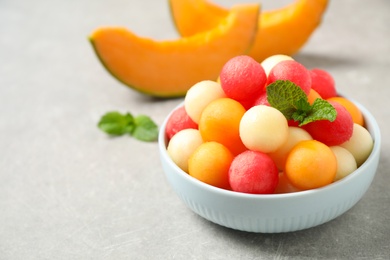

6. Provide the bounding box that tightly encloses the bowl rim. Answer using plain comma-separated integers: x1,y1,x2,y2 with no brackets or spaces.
159,96,381,200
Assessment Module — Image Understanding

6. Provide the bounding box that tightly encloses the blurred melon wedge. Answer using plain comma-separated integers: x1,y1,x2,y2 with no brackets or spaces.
169,0,228,37
169,0,329,62
89,3,259,98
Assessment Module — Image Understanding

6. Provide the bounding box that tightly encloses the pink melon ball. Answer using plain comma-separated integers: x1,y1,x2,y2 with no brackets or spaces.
310,68,336,99
165,106,198,141
239,98,258,111
250,91,270,107
303,101,353,146
229,150,279,194
288,120,300,127
219,55,267,104
267,60,312,95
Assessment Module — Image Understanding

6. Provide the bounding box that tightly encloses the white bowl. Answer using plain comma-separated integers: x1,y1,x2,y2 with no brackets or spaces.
158,99,381,233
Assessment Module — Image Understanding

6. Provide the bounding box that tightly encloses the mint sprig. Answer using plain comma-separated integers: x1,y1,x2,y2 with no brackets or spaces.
98,111,158,142
267,80,337,126
132,115,159,142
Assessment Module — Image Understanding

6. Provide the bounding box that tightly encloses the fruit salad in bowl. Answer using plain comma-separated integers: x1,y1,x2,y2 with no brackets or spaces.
158,55,381,233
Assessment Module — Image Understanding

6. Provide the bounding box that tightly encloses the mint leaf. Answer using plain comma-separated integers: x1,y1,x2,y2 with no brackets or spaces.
98,111,158,142
267,80,308,118
299,98,337,126
290,97,312,123
132,115,159,142
266,80,337,126
98,112,134,135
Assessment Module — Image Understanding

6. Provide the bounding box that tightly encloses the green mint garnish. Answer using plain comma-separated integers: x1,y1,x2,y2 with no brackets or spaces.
98,111,158,142
132,115,159,142
267,80,337,126
98,112,134,135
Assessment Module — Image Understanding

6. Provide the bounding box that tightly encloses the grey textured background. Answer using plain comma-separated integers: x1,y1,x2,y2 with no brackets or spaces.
0,0,389,259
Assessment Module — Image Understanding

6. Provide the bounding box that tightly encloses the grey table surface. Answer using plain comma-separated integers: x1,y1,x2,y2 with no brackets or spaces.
1,0,389,259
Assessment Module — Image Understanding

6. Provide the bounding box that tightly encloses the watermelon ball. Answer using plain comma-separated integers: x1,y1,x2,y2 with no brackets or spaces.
219,55,267,106
243,91,270,111
267,60,312,95
229,150,279,194
310,68,336,99
303,101,353,146
287,120,300,127
250,91,270,107
165,106,198,141
239,98,258,111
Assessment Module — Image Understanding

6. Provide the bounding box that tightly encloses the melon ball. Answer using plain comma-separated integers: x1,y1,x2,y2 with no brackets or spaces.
219,55,267,104
250,91,270,107
310,68,336,99
239,105,289,153
328,96,364,126
229,150,279,194
330,146,357,181
184,80,226,124
267,60,312,95
274,172,301,194
165,106,198,141
189,141,234,190
260,54,294,76
307,89,322,105
340,123,373,166
288,119,300,127
303,101,354,146
167,129,203,173
268,127,313,170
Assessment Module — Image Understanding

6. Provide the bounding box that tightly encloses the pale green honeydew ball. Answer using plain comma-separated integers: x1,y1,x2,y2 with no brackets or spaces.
340,123,374,167
268,126,313,171
260,54,294,76
239,105,289,153
167,129,203,173
184,80,226,124
330,146,358,181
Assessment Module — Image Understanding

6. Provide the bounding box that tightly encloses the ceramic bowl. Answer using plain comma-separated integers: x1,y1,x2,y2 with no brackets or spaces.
158,99,381,233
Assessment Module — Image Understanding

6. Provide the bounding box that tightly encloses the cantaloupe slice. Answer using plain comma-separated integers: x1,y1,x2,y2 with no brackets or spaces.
169,0,227,37
89,4,259,98
169,0,329,62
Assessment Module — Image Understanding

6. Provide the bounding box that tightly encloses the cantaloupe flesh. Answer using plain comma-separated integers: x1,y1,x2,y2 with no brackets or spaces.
90,4,259,98
170,0,329,63
169,0,227,37
253,0,328,62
